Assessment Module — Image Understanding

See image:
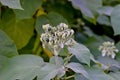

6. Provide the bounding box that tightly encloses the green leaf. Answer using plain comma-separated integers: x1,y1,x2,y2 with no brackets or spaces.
97,15,111,26
59,46,69,56
69,0,94,19
47,12,68,26
35,15,49,34
0,55,8,69
69,0,102,20
0,30,18,57
50,56,64,65
0,55,65,80
86,67,115,80
75,67,115,80
0,9,34,49
0,55,44,80
35,12,68,35
86,0,102,12
1,0,23,10
97,6,113,16
75,73,88,80
109,72,120,80
116,41,120,50
111,5,120,35
68,43,91,66
97,56,120,69
14,0,42,20
37,63,65,80
66,62,90,79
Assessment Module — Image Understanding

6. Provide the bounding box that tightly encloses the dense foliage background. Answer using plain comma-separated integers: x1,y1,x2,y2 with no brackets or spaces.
1,0,120,80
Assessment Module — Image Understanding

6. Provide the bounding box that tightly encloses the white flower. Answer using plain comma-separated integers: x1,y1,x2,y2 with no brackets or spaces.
99,41,119,58
40,23,75,55
101,49,106,57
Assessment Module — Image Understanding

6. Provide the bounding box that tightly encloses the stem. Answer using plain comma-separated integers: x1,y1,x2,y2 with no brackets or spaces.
32,35,41,55
64,54,73,66
55,55,59,65
64,75,75,80
36,47,42,56
53,48,60,65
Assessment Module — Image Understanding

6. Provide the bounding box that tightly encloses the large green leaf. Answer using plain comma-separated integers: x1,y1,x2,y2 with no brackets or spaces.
111,5,120,35
0,9,34,49
75,67,115,80
68,43,91,66
37,63,65,80
1,0,23,10
0,55,44,80
66,62,89,79
35,12,68,35
87,67,115,80
109,72,120,80
14,0,42,19
0,54,65,80
0,30,18,57
69,0,102,21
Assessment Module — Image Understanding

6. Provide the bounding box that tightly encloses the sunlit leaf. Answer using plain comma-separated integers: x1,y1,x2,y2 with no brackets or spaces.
0,9,34,49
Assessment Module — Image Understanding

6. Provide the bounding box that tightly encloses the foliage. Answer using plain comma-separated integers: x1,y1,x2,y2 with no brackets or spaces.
0,0,120,80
